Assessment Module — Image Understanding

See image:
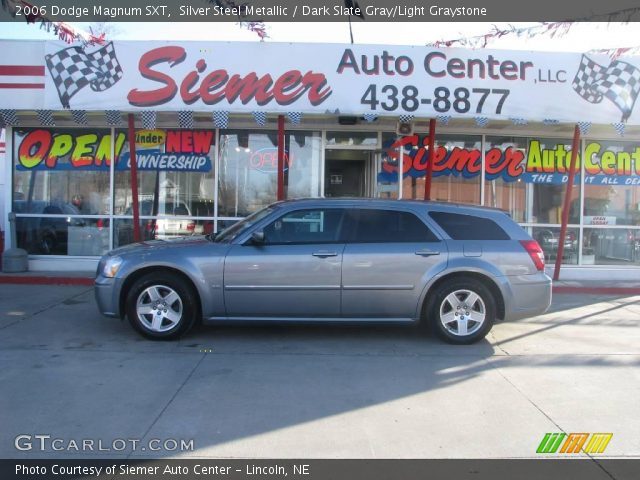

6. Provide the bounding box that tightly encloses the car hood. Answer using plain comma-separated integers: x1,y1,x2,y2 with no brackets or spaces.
107,235,213,256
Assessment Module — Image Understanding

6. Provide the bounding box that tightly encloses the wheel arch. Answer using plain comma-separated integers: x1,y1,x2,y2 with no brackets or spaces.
119,266,203,322
420,271,506,322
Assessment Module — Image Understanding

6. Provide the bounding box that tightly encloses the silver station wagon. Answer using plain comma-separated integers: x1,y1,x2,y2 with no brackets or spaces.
95,199,552,344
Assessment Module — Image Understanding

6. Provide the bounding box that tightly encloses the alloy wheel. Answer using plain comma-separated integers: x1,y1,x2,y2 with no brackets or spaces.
438,289,486,337
136,285,183,333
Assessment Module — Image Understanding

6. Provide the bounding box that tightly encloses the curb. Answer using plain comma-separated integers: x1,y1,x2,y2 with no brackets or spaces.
553,286,640,295
0,276,94,286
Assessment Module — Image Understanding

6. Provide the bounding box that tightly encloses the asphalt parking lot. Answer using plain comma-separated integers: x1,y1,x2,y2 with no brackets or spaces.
0,284,639,459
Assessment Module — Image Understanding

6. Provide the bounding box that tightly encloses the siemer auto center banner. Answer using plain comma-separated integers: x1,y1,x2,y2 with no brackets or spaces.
3,40,640,124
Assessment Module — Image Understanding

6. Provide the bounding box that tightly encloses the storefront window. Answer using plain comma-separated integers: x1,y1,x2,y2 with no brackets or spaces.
114,129,215,215
9,124,640,267
12,128,113,255
381,133,481,203
113,129,216,246
284,132,322,199
529,138,580,224
531,226,579,265
377,132,400,199
427,135,482,205
15,213,110,256
218,130,321,217
13,128,112,215
582,140,640,226
583,228,640,265
484,136,527,222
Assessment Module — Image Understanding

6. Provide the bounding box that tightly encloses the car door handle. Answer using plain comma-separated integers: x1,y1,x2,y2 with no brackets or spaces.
415,249,440,257
312,251,338,258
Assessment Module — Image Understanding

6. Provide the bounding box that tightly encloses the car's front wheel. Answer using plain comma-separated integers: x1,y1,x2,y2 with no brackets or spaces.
427,278,496,345
125,273,197,340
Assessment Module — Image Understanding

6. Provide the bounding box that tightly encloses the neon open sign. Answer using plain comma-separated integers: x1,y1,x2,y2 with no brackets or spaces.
249,148,292,173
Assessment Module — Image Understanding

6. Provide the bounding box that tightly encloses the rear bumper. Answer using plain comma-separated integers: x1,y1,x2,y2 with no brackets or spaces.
503,273,553,321
94,275,123,318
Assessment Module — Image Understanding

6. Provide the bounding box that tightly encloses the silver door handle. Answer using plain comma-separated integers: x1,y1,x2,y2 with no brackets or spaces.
415,250,440,256
312,251,338,258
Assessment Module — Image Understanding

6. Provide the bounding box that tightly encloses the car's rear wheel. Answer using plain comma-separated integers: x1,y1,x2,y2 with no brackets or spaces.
125,273,197,340
427,278,496,344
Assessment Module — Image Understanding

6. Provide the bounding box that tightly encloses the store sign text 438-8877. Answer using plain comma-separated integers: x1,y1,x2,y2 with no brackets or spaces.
360,85,510,114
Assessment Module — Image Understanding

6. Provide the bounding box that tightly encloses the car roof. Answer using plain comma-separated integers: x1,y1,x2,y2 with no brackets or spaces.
276,198,509,215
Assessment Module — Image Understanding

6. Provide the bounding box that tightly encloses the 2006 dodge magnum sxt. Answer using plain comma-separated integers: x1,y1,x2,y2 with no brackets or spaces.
95,199,552,344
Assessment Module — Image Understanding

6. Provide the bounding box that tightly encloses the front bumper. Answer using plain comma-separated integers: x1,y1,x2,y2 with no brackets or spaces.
94,274,123,318
504,273,553,321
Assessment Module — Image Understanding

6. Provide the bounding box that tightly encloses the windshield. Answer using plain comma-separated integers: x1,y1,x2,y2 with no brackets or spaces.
212,206,276,243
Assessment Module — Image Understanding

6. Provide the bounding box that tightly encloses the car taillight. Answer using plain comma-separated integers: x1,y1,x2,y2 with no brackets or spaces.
520,239,545,271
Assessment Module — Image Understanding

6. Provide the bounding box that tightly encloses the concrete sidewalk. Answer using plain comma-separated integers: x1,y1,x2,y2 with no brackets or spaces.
0,284,638,461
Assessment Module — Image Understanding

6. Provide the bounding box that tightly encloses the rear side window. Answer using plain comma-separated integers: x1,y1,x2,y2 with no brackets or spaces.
429,211,510,240
347,209,439,243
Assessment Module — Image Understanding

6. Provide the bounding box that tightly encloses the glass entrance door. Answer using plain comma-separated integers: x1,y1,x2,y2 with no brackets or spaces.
324,150,375,197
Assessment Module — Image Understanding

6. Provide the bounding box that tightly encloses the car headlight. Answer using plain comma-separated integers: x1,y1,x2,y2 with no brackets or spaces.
102,256,123,278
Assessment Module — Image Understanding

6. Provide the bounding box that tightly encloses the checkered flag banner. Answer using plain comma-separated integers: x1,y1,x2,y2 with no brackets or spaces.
178,111,194,129
572,54,640,121
37,110,55,126
399,114,414,123
362,113,378,123
45,42,123,108
105,110,122,126
612,122,626,136
0,109,19,126
509,117,528,126
474,117,489,128
577,121,592,135
71,110,88,125
253,111,267,126
436,115,451,126
141,111,156,130
212,111,229,129
287,112,303,125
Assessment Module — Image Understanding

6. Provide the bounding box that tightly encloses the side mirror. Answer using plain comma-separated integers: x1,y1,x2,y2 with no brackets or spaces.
250,230,265,245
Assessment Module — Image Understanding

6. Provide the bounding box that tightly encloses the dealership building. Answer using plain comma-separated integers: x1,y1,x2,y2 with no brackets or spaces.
1,39,639,277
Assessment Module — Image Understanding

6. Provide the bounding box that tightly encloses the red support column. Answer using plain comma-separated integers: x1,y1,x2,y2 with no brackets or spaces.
127,114,141,243
424,118,436,201
277,114,285,201
553,124,581,281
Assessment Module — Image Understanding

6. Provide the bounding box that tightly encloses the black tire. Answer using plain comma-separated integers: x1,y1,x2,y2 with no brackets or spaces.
125,272,198,340
426,278,496,345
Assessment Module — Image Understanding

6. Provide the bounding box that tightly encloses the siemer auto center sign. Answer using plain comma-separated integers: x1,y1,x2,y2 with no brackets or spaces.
2,40,640,124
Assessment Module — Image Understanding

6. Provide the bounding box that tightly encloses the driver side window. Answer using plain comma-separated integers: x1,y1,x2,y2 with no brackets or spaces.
262,208,345,245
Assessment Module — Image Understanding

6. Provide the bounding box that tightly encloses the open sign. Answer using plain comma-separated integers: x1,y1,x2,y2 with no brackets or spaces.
249,148,292,173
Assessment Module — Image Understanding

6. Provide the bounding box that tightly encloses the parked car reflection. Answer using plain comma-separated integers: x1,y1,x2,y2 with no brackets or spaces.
116,199,211,247
14,201,85,255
